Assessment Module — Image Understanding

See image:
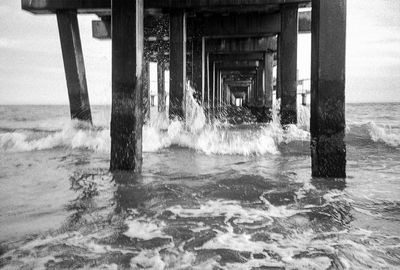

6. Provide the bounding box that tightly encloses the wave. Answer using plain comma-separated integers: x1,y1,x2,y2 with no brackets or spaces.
1,84,398,154
1,118,397,155
0,122,110,153
347,122,400,148
0,85,310,155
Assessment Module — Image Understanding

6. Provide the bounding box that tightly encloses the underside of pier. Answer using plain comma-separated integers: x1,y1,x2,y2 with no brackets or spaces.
22,0,346,178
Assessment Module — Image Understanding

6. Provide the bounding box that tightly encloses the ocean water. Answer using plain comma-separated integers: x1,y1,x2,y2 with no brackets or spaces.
0,94,399,269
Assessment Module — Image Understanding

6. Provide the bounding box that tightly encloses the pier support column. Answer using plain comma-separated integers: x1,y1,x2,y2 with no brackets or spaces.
280,4,298,125
110,0,144,172
264,52,274,108
169,11,186,119
158,59,166,114
57,11,92,123
216,67,221,112
212,61,216,110
276,35,282,100
311,0,346,178
143,61,150,123
256,65,264,106
192,39,203,102
205,53,210,108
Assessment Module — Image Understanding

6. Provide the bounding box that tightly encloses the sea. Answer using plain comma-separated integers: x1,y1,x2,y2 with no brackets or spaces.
0,92,399,269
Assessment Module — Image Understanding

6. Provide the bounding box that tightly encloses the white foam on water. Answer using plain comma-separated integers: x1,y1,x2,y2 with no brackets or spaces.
2,93,399,155
166,199,274,225
124,218,171,240
199,225,267,253
0,84,311,155
130,250,166,270
130,248,197,270
367,121,400,147
260,192,310,217
0,121,110,153
1,230,137,269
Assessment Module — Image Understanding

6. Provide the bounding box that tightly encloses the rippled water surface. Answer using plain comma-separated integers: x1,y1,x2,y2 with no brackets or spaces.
0,101,399,269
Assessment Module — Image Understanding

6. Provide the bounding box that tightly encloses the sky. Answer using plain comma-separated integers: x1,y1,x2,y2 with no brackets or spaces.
0,0,400,104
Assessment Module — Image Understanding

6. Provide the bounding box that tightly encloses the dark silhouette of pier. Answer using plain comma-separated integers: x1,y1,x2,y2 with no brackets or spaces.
22,0,346,178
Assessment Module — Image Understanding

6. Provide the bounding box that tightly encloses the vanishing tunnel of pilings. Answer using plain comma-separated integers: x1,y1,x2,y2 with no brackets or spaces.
22,0,346,178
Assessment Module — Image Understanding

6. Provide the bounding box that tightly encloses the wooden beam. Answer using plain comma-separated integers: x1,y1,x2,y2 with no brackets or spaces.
57,11,92,123
310,0,346,178
110,0,144,172
169,10,186,119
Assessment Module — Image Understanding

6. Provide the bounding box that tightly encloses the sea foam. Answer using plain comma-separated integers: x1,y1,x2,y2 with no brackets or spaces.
0,84,311,155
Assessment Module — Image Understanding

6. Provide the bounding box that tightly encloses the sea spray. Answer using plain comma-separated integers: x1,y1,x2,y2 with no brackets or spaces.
0,91,310,155
7,87,399,154
367,121,400,147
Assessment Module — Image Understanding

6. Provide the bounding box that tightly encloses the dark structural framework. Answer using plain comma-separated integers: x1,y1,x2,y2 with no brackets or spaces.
21,0,346,178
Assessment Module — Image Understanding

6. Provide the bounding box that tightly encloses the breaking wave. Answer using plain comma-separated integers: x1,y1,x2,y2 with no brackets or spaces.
1,84,398,154
0,85,308,155
346,122,400,148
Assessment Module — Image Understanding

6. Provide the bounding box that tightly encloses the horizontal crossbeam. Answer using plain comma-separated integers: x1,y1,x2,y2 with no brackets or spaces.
22,0,310,14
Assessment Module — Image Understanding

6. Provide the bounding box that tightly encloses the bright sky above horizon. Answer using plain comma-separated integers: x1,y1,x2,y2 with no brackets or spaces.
0,0,400,104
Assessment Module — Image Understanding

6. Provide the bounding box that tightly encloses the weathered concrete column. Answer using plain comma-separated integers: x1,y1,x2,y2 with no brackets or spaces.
216,67,221,110
248,80,254,105
157,59,166,113
219,72,223,107
212,61,216,109
205,53,210,107
256,65,264,106
188,20,204,98
311,0,346,178
225,84,231,104
192,39,203,102
280,4,298,125
169,10,186,119
264,52,274,108
110,0,143,172
143,61,150,122
57,11,92,123
276,35,282,100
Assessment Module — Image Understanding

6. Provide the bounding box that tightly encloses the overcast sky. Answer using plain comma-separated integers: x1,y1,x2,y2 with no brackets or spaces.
1,0,400,104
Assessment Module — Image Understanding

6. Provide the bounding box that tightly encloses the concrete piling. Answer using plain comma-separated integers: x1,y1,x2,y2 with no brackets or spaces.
310,0,347,178
57,11,92,123
157,59,166,114
280,4,298,125
169,10,186,119
110,0,143,172
264,52,274,109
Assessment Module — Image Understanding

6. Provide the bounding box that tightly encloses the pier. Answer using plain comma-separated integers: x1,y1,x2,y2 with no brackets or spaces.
22,0,346,178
